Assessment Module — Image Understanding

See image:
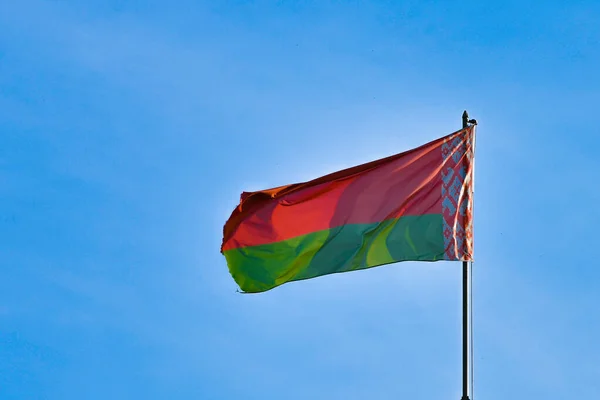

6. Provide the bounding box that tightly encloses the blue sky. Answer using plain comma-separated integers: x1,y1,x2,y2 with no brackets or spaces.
1,1,600,399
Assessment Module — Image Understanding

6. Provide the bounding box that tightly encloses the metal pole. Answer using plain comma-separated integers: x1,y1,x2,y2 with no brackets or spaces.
461,110,470,400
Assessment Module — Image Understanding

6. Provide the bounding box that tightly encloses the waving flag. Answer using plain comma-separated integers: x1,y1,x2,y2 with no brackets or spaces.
221,126,475,293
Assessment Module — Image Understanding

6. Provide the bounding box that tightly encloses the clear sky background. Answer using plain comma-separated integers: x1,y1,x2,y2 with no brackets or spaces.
1,1,599,399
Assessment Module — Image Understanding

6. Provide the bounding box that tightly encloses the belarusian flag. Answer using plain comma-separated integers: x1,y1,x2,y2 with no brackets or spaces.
221,126,475,293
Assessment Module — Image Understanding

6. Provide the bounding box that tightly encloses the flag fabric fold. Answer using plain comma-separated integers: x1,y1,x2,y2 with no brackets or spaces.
221,126,475,293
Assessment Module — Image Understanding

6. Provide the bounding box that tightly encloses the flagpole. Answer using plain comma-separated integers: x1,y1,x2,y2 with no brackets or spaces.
461,110,473,400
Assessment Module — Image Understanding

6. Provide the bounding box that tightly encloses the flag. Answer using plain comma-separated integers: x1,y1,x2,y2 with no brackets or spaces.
221,126,475,293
